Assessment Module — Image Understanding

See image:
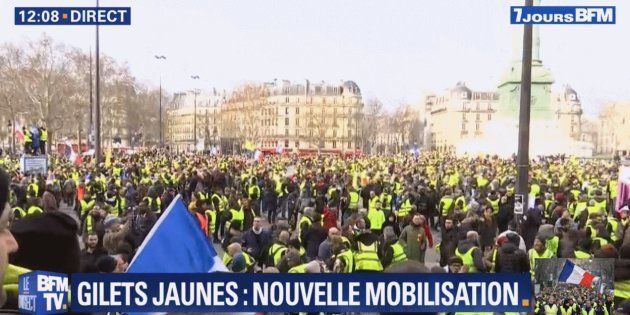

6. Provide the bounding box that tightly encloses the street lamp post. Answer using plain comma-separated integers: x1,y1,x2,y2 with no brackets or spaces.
154,55,166,146
516,0,534,221
190,75,200,151
95,0,102,163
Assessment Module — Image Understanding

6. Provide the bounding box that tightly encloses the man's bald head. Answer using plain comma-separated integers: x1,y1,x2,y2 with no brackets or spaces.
227,243,242,256
278,230,290,244
328,227,340,238
466,231,479,241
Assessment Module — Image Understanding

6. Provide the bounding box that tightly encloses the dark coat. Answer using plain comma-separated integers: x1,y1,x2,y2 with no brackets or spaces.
495,242,530,273
304,222,328,259
242,228,272,261
10,211,81,274
522,207,543,249
439,226,460,267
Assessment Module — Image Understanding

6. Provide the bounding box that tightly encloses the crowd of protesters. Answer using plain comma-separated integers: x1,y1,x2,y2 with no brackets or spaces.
0,149,629,313
535,284,614,315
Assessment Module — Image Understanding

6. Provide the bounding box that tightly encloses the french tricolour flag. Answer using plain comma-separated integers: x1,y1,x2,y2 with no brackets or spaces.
127,195,227,273
558,260,596,287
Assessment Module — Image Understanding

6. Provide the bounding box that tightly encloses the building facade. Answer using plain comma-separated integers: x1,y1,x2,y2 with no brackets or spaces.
423,83,498,152
597,102,630,157
423,24,587,156
166,90,223,152
220,79,363,154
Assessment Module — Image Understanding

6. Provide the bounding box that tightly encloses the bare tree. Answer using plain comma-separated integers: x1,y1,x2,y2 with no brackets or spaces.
360,98,383,154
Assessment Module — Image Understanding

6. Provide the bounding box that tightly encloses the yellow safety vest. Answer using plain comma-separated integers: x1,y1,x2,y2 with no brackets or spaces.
298,215,312,241
455,196,467,212
441,197,454,216
456,247,479,273
398,199,412,217
349,192,359,210
595,199,607,213
615,279,630,300
288,263,309,273
268,243,287,267
367,208,385,231
609,180,618,199
27,206,43,216
229,208,244,230
369,196,381,212
574,250,591,259
354,242,383,272
24,130,31,142
487,197,500,215
40,129,48,141
205,210,217,235
530,184,540,197
12,207,26,220
336,250,354,273
380,193,392,211
528,249,554,277
390,242,408,264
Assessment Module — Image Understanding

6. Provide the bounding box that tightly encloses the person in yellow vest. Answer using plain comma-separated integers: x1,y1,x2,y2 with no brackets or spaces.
39,126,48,155
486,190,500,217
455,231,487,273
573,238,592,259
267,230,290,267
381,226,407,269
396,192,413,226
23,126,32,155
353,230,383,272
608,176,618,213
347,186,360,218
330,235,354,273
439,188,454,224
592,190,608,214
528,237,555,280
367,196,385,235
298,207,314,243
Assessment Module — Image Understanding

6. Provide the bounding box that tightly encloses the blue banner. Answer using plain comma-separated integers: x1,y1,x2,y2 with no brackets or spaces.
15,7,131,25
70,273,533,313
510,6,615,24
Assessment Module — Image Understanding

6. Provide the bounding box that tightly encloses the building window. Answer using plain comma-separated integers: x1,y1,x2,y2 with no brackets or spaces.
462,123,466,131
297,98,300,103
285,129,289,136
296,107,299,115
296,118,300,126
285,107,289,115
348,129,352,137
333,129,337,137
295,141,299,148
332,140,337,149
323,98,326,104
285,118,289,126
286,97,289,103
488,114,492,120
476,113,480,120
347,141,351,149
476,123,480,131
285,140,289,148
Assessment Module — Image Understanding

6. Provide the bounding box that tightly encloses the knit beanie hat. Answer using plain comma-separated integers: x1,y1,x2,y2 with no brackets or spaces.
230,253,247,273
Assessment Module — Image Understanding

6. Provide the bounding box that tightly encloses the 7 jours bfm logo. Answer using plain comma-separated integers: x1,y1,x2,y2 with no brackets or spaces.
18,271,68,314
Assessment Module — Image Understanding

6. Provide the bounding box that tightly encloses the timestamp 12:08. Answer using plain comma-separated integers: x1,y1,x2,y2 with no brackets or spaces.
18,9,61,23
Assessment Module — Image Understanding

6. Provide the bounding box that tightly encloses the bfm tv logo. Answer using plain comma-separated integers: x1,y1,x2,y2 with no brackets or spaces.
18,271,68,314
511,6,615,24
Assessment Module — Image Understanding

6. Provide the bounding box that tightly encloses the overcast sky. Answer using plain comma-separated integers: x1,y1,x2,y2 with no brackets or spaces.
1,0,628,116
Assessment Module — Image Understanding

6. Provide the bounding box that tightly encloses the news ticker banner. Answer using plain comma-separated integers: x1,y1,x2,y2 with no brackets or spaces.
511,6,615,24
19,271,533,314
15,7,131,25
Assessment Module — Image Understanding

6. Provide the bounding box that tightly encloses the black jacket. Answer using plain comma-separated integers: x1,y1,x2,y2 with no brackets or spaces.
495,242,530,273
10,211,81,274
304,222,328,259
